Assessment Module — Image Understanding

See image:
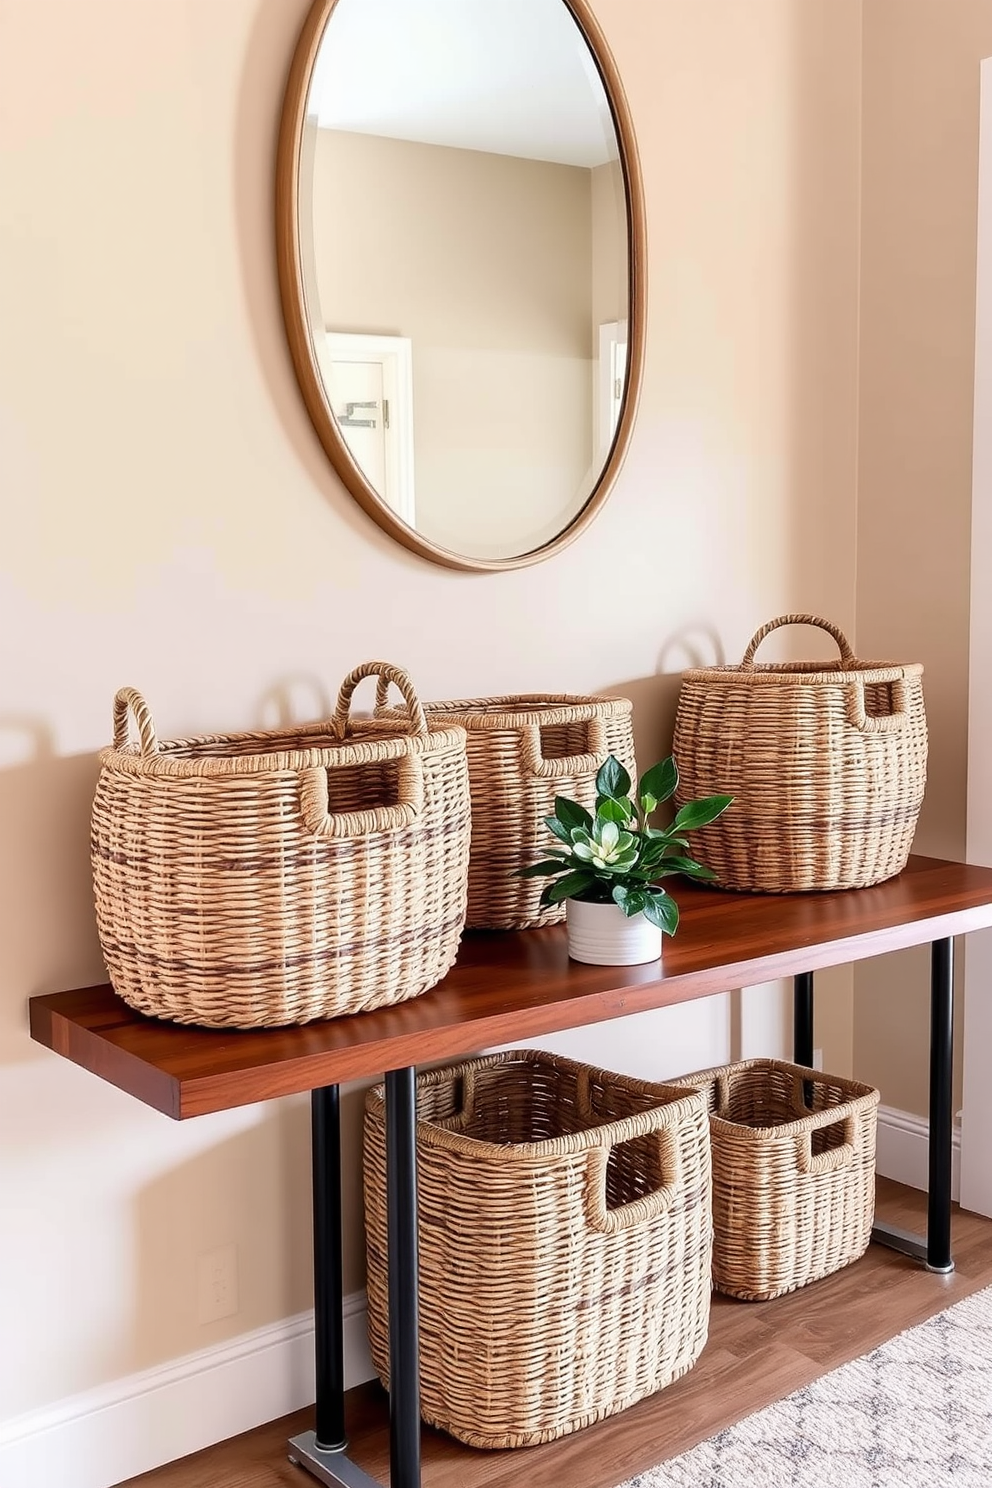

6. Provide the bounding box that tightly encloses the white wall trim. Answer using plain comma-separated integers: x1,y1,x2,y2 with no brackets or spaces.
875,1104,961,1201
0,1291,374,1488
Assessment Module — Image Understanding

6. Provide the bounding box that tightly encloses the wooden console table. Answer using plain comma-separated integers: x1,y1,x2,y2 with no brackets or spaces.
28,855,992,1488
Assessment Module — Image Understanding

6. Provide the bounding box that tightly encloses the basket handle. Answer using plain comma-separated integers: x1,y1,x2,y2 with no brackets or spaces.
846,674,910,734
795,1113,858,1175
333,662,428,741
741,614,856,668
299,752,424,840
112,688,159,756
584,1126,682,1234
519,718,609,780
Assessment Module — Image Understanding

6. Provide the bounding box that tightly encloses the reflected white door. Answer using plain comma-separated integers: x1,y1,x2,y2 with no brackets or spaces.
319,332,416,525
325,358,387,492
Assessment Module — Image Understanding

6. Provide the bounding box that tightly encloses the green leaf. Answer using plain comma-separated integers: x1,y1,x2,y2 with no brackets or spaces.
639,756,679,808
544,816,573,845
668,858,718,881
619,887,649,917
555,796,593,833
673,794,734,831
597,797,631,826
541,870,597,905
643,892,679,935
516,860,571,878
596,755,632,802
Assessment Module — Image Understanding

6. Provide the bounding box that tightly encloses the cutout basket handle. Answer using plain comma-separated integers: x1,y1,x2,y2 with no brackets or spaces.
584,1124,682,1234
334,662,428,741
299,752,424,840
741,614,856,668
795,1113,858,1176
519,717,609,780
112,688,159,756
846,674,910,734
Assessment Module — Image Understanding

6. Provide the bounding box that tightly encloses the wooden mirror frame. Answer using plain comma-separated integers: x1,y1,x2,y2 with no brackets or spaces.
275,0,646,574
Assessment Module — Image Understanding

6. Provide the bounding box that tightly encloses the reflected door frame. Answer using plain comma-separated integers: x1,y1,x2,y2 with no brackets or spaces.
319,331,416,525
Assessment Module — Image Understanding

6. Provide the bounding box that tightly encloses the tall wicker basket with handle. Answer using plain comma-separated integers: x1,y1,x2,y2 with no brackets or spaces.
672,614,928,892
364,1050,713,1448
375,687,636,928
90,662,471,1029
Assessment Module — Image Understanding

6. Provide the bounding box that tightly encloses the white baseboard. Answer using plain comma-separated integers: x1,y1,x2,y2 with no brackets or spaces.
0,1291,375,1488
875,1103,961,1202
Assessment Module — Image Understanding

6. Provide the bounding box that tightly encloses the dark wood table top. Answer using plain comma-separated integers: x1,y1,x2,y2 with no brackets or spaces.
28,855,992,1120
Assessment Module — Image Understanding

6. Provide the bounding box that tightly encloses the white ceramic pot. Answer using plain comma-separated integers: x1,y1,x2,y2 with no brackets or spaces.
565,898,663,966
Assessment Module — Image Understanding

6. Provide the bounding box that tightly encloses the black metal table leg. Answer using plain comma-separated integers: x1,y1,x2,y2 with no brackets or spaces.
386,1067,422,1488
926,938,955,1272
871,937,956,1273
794,971,814,1067
289,1085,384,1488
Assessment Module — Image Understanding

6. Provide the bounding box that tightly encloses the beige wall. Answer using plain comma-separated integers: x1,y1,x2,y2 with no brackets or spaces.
312,130,594,556
853,0,992,1116
0,0,863,1427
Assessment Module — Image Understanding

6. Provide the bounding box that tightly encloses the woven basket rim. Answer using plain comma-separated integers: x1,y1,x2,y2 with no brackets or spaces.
380,693,633,728
365,1049,707,1160
99,717,467,778
680,661,923,685
670,1057,880,1138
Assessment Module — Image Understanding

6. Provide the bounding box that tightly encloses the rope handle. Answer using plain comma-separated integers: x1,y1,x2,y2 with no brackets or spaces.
578,1067,691,1233
795,1113,858,1175
334,662,427,741
519,718,609,780
741,614,856,668
112,688,159,756
299,753,424,840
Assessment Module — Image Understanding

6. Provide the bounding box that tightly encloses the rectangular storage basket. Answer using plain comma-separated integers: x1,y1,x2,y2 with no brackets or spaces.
670,1058,880,1301
672,614,927,891
374,688,636,929
364,1049,713,1448
90,662,471,1029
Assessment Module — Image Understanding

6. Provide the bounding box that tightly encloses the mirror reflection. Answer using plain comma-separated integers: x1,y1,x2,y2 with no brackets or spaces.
293,0,635,565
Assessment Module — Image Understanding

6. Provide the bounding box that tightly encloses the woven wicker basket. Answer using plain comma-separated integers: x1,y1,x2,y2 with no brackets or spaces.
672,614,928,892
375,687,635,928
90,662,471,1029
364,1050,712,1448
669,1059,879,1301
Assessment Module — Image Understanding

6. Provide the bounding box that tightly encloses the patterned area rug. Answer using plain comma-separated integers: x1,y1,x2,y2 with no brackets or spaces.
621,1284,992,1488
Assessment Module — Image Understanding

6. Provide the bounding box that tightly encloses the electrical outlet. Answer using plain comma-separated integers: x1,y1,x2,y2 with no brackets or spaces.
813,1047,824,1071
196,1244,239,1324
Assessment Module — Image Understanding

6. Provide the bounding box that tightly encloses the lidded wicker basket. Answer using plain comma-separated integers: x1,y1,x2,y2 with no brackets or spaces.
669,1059,879,1301
375,687,636,928
364,1050,713,1448
90,662,471,1029
672,614,928,892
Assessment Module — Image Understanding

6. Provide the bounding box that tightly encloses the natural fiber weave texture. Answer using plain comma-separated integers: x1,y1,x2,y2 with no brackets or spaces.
91,662,471,1029
376,688,635,928
364,1050,713,1448
669,1059,879,1301
672,614,927,892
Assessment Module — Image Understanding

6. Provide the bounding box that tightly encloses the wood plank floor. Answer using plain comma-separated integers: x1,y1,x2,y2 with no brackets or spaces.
120,1180,992,1488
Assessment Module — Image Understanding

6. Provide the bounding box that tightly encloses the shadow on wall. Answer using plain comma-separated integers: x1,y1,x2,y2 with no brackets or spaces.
0,720,105,1065
601,623,726,771
131,1081,373,1377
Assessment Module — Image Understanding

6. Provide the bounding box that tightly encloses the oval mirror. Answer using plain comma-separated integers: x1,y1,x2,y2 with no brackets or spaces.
277,0,645,572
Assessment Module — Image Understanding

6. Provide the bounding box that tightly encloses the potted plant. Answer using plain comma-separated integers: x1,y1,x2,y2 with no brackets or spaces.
518,754,732,965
